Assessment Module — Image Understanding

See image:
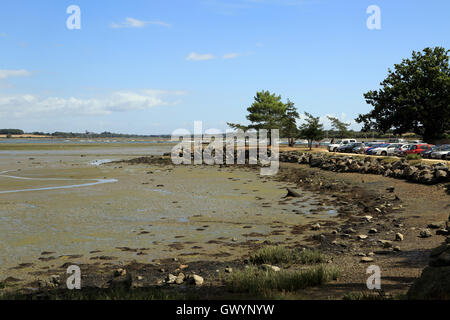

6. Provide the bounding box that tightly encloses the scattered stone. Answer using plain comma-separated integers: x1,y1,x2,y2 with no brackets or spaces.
192,275,204,286
357,234,368,240
395,233,404,241
378,240,393,248
360,257,374,263
420,229,432,238
261,264,281,272
175,273,185,285
311,223,321,231
393,246,401,252
166,274,177,284
369,228,378,234
225,267,233,273
436,229,449,236
114,268,127,277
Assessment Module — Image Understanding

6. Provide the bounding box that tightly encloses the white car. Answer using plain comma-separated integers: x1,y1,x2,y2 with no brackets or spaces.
430,145,450,160
328,139,357,152
372,143,404,156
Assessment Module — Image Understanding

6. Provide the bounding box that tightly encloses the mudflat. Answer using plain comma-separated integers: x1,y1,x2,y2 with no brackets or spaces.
0,144,449,299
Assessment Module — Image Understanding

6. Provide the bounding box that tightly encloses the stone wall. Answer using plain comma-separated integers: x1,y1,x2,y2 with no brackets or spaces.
279,152,449,185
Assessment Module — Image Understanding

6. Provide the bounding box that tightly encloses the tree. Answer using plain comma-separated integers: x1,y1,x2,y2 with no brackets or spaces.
327,116,350,138
282,99,300,147
356,47,450,142
228,90,290,145
298,112,325,150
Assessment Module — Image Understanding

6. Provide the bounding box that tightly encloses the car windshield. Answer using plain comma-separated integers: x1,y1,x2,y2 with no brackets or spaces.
438,145,450,151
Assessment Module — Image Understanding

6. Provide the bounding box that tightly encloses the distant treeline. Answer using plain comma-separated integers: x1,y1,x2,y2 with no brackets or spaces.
0,129,25,135
0,130,170,138
1,128,424,140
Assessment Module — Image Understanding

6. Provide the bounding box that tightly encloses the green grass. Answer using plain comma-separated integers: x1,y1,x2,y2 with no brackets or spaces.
343,291,404,300
225,265,340,296
249,246,326,266
405,154,422,161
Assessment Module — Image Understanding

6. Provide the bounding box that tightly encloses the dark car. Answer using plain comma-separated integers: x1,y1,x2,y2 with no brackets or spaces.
420,145,438,159
337,142,362,153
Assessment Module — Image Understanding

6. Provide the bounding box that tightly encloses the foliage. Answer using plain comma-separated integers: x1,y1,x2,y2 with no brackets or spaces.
298,112,325,150
327,116,350,138
225,265,339,296
356,47,450,142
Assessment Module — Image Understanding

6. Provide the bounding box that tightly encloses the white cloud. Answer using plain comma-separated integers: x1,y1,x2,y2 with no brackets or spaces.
0,69,32,80
110,17,171,29
186,52,216,61
223,53,240,59
0,90,185,118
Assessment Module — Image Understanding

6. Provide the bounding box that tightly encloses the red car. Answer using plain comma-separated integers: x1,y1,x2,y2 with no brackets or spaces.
403,144,434,155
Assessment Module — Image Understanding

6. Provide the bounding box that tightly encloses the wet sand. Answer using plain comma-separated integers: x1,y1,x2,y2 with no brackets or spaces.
0,146,338,285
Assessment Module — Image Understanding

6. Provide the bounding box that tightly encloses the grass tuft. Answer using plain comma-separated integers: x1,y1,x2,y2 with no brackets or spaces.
225,265,339,296
249,246,327,266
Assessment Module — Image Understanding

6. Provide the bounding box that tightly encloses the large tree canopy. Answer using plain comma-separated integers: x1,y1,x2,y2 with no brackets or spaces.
356,47,450,142
228,90,299,145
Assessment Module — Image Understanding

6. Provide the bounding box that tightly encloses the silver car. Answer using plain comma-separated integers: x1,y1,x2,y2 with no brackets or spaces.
430,145,450,160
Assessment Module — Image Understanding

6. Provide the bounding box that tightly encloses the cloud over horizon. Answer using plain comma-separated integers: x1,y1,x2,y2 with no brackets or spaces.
0,69,32,80
110,17,171,29
0,89,185,119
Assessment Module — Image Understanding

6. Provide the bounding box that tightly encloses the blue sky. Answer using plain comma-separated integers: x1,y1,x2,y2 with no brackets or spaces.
0,0,449,134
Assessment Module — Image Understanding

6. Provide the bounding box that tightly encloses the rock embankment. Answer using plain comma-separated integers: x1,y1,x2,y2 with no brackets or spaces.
407,216,450,299
280,152,449,185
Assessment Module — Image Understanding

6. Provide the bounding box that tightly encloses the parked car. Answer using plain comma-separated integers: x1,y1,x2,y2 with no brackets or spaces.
421,145,438,159
372,143,403,156
336,142,363,153
430,145,450,160
403,144,434,156
366,143,389,155
394,144,412,157
327,139,357,152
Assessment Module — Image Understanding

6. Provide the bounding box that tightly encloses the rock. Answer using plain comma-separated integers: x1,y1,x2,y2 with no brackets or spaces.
436,229,449,236
407,266,450,299
362,216,373,222
285,188,301,197
378,240,393,248
360,257,374,263
420,229,432,238
428,222,443,229
311,223,321,231
261,264,281,272
225,267,233,273
369,228,378,234
166,274,177,284
108,273,132,290
393,246,401,252
375,208,382,213
395,233,404,241
175,273,185,284
192,275,204,286
232,238,238,242
114,268,127,277
357,234,368,240
386,186,395,193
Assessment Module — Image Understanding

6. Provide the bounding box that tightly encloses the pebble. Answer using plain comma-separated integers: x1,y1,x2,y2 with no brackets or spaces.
192,275,204,286
225,267,233,273
311,223,321,231
360,257,374,263
357,235,368,240
395,233,404,241
369,228,378,234
420,229,432,238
